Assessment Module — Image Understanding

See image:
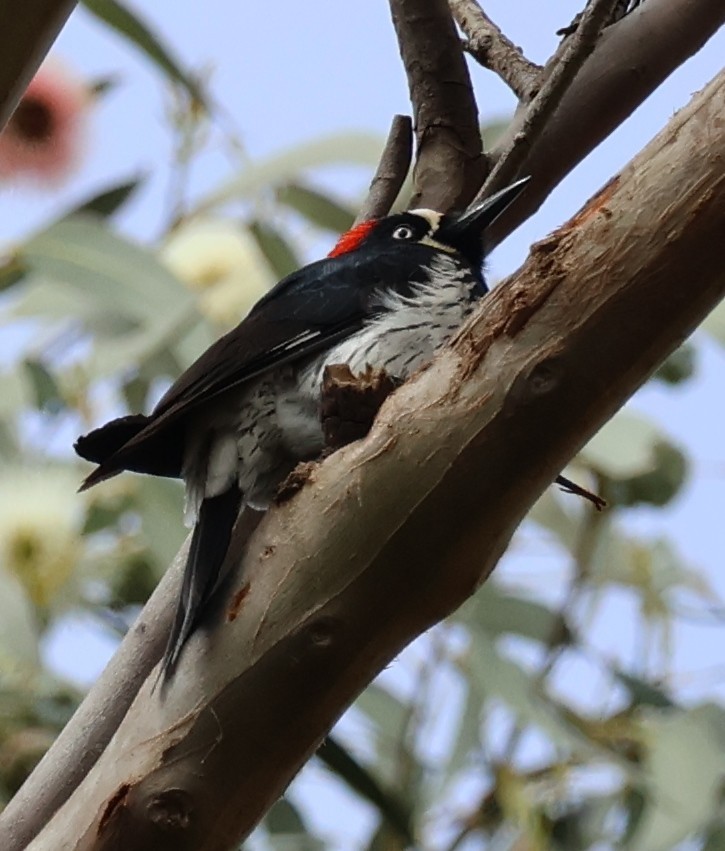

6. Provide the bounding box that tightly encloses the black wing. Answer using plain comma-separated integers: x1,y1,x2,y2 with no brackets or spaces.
76,248,424,486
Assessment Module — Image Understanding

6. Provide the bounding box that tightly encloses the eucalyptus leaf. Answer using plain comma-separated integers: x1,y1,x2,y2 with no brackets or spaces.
23,359,63,413
527,489,580,551
581,412,669,479
612,668,675,709
199,133,385,211
701,298,725,346
80,0,207,107
317,736,413,845
442,676,484,787
69,177,143,219
355,683,409,744
265,798,308,835
626,704,725,850
90,300,199,378
131,477,186,570
18,216,193,322
455,582,569,646
0,571,40,675
652,344,695,385
0,257,25,292
461,633,589,753
249,220,301,280
277,183,356,233
0,370,31,418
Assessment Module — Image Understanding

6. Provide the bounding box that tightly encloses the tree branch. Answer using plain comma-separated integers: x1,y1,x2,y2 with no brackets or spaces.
477,0,622,201
449,0,542,101
484,0,725,247
0,0,78,129
27,67,725,851
389,0,486,210
354,114,413,224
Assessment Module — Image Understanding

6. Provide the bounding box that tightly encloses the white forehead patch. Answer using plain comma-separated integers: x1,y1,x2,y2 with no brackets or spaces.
409,209,444,233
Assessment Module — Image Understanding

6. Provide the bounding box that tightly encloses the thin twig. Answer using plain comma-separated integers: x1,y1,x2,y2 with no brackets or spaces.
354,114,413,225
389,0,486,211
475,0,623,203
482,0,725,249
449,0,542,102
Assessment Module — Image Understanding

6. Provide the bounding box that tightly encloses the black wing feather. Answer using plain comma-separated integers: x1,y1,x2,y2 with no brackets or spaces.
77,249,422,485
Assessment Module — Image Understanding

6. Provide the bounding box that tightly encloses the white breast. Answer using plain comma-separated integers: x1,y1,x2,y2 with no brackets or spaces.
276,253,477,457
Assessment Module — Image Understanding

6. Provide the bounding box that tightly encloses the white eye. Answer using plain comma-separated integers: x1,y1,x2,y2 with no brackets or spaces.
393,225,415,240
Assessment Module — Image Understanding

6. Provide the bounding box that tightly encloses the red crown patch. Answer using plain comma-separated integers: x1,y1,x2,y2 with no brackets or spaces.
328,219,377,258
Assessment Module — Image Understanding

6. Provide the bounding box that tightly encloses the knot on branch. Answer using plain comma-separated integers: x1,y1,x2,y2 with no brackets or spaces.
510,356,565,405
147,787,194,832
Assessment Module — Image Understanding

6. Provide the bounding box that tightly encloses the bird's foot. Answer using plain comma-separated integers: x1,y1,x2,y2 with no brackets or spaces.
555,474,606,511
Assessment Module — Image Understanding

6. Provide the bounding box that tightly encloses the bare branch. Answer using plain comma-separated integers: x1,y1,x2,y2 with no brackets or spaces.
27,68,725,851
477,0,622,202
354,114,413,225
484,0,725,248
0,0,78,129
389,0,486,210
449,0,542,101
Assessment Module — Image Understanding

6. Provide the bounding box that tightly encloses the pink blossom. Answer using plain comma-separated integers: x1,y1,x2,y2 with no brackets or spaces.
0,59,89,184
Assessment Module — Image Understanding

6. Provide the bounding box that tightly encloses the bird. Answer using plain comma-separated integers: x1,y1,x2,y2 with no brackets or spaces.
75,176,600,680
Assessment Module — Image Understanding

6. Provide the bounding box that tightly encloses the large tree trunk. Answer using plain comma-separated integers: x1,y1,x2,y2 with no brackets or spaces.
26,67,725,851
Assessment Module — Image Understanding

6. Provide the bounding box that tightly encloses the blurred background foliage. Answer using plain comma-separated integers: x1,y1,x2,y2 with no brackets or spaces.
0,4,723,850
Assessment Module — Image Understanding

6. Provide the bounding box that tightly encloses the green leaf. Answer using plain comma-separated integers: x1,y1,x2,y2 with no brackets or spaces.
17,216,193,322
652,344,695,385
69,177,143,218
481,117,512,150
0,572,40,675
249,220,301,280
442,676,484,787
198,133,386,211
701,298,725,346
0,370,32,418
80,0,207,107
527,489,580,552
23,359,63,413
317,736,413,845
264,799,324,850
132,477,186,570
265,798,307,835
277,183,356,233
460,633,591,753
626,704,725,850
355,683,409,744
581,412,669,479
455,581,569,646
605,442,688,508
612,668,675,709
702,823,725,851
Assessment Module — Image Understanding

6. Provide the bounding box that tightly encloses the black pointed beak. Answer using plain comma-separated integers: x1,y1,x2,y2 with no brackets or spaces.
445,176,531,239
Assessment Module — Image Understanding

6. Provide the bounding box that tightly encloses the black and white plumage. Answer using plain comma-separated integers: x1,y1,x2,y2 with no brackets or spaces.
75,178,538,679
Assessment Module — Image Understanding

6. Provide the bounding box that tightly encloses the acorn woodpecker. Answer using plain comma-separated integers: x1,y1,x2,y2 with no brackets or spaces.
75,176,597,679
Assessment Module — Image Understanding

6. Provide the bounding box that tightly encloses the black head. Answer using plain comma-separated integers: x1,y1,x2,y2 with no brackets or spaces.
330,177,530,269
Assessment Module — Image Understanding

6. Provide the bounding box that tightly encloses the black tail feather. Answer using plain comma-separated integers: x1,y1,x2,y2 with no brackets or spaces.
74,414,150,464
159,484,243,682
75,413,186,491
